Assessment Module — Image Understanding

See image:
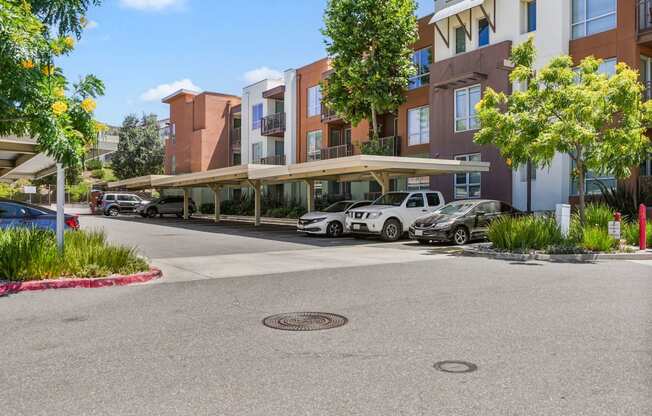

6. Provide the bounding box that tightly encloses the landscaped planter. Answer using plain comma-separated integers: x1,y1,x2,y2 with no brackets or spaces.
462,244,652,262
0,267,162,296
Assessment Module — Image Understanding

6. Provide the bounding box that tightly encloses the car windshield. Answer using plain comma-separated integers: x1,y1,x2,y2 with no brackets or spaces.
372,193,409,207
323,201,352,213
437,202,477,215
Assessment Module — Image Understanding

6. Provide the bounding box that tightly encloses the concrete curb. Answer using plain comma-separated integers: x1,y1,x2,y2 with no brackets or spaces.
194,214,297,226
0,268,162,296
461,248,652,262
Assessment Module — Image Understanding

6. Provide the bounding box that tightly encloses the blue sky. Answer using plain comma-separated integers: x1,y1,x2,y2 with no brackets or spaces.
59,0,433,126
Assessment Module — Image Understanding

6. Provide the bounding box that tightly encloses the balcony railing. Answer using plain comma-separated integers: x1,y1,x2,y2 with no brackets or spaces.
320,104,341,123
644,81,652,101
261,113,286,136
230,127,241,150
306,144,354,162
254,154,286,165
638,0,652,34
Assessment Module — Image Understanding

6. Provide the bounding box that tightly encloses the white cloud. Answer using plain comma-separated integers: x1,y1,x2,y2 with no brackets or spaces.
139,79,201,101
243,67,283,84
119,0,185,11
85,20,98,29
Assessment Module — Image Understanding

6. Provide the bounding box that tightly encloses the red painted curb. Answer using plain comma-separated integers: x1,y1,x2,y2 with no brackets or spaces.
0,268,162,296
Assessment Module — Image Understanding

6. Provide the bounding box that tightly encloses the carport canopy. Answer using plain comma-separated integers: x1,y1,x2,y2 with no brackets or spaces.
108,175,171,191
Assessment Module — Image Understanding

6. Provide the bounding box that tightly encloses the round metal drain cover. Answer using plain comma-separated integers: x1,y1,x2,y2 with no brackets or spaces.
433,360,478,374
263,312,348,331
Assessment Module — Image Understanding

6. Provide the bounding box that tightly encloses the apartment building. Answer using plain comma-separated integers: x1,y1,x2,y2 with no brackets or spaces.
429,0,651,210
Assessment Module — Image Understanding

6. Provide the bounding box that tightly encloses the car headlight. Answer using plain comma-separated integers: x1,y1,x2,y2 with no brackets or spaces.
433,221,454,230
367,212,383,219
312,217,327,223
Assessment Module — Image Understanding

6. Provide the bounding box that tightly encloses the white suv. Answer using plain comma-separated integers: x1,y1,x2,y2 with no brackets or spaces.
345,191,445,241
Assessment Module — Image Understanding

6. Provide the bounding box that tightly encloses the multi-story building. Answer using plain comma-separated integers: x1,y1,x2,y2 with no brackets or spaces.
429,0,650,210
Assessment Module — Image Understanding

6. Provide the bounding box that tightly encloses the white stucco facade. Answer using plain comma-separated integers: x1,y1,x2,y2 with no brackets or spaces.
432,0,572,211
240,78,284,165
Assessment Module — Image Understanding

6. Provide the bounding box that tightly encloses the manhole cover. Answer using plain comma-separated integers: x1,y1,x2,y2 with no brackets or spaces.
433,360,478,374
263,312,348,331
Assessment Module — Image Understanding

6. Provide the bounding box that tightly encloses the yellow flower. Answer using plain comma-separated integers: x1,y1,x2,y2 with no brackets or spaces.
51,101,68,115
505,158,512,167
81,98,97,113
51,43,62,55
20,59,34,69
21,1,31,13
42,65,55,76
94,121,108,132
54,88,66,98
64,36,75,49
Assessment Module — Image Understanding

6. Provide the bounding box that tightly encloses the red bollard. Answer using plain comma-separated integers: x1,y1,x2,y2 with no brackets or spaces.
614,212,621,222
640,204,647,251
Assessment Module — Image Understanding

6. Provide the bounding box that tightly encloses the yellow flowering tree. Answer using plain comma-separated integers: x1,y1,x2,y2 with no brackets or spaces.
0,0,104,167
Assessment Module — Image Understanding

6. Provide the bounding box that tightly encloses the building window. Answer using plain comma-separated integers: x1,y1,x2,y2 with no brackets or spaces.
641,157,652,176
455,26,466,54
409,47,432,89
454,154,482,199
572,0,616,40
170,155,176,175
233,153,241,166
307,85,322,117
407,176,430,191
252,142,262,162
570,170,616,195
252,103,263,129
307,130,322,161
454,84,481,132
170,123,176,144
478,18,489,47
526,0,537,33
408,106,429,145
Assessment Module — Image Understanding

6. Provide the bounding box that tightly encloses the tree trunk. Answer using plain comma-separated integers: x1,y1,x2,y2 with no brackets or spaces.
577,157,586,224
371,106,379,139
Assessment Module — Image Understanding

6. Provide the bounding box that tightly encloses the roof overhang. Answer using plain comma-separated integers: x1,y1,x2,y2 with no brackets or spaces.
430,0,485,23
262,85,285,100
248,155,490,183
108,175,171,191
432,71,488,90
150,164,282,189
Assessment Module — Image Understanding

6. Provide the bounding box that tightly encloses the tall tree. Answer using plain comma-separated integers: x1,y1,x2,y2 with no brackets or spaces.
475,38,652,221
321,0,418,139
0,0,104,167
112,114,165,180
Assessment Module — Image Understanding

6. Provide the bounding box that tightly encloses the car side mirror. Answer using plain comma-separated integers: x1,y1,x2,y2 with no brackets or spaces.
475,210,486,216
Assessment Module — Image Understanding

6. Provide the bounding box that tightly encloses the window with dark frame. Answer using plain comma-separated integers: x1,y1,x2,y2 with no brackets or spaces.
478,18,489,47
526,0,537,32
455,26,466,54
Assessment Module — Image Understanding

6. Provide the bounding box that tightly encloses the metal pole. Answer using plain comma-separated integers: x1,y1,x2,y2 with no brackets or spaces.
56,163,65,252
640,204,647,251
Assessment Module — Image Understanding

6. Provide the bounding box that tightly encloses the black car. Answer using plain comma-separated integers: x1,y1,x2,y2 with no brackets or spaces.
409,199,521,245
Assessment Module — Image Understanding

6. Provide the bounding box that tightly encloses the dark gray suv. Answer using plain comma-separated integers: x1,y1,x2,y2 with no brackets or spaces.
409,199,521,245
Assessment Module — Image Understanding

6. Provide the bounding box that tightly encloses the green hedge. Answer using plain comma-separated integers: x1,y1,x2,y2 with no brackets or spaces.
0,228,148,281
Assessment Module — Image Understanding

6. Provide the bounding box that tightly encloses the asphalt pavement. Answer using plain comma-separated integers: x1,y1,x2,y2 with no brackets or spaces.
0,214,650,415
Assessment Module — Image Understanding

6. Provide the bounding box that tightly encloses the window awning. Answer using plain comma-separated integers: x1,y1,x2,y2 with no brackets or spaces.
430,0,485,23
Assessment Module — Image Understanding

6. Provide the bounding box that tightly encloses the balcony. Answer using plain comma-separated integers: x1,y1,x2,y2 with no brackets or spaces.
638,1,652,41
360,136,401,156
230,127,241,150
320,104,342,123
261,113,285,137
307,143,354,162
644,81,652,101
255,154,286,165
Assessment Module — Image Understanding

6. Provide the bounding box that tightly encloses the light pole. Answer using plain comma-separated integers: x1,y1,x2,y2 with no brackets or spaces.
56,163,65,251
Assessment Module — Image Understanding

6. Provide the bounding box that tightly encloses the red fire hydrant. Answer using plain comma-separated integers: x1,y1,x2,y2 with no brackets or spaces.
640,204,647,251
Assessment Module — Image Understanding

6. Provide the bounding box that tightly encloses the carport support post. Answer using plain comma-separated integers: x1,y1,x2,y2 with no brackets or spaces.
55,163,65,252
210,184,221,223
253,180,261,226
304,180,315,212
370,172,390,194
183,188,190,220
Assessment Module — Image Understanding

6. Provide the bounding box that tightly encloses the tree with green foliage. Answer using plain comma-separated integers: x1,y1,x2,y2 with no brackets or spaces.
321,0,418,139
111,114,165,180
475,38,652,222
0,0,104,168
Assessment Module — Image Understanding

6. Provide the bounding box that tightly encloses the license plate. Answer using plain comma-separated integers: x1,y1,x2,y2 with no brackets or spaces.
415,230,423,236
353,224,361,230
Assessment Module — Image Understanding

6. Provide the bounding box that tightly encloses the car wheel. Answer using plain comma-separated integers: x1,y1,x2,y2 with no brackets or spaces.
380,219,402,242
147,207,158,218
453,226,469,245
326,221,343,238
108,207,119,217
417,239,431,245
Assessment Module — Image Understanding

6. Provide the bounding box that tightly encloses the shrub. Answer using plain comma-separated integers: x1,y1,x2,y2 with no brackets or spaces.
580,226,616,252
581,203,614,229
86,159,103,171
0,228,148,281
91,168,106,179
200,203,215,214
488,215,565,251
622,221,652,247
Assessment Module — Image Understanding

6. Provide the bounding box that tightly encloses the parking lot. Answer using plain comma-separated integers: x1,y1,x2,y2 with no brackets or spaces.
1,213,651,415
